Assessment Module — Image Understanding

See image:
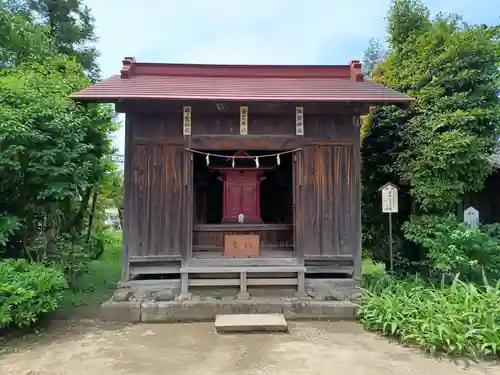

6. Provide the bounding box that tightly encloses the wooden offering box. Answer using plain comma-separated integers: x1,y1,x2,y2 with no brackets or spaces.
224,234,260,257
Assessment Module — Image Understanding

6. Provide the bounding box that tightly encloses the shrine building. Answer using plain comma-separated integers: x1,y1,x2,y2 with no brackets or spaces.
71,58,412,300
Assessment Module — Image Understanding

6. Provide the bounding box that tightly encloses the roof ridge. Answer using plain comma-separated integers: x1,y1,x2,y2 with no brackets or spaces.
118,57,365,81
71,58,414,103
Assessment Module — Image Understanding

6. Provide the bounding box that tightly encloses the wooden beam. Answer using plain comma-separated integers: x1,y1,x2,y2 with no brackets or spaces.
133,139,184,146
186,278,299,287
188,279,239,286
304,254,354,261
187,257,299,267
129,266,180,275
193,223,292,232
307,140,353,146
180,266,305,273
129,255,182,262
190,135,302,150
116,99,371,115
305,266,354,274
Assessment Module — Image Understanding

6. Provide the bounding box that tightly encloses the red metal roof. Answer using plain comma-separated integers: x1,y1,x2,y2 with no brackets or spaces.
71,57,413,103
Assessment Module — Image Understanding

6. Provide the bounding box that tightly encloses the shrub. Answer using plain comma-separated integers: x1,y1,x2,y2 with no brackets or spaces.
0,259,68,329
359,275,500,358
481,223,500,245
26,232,110,285
26,234,91,283
0,214,21,250
86,231,110,260
403,215,500,282
50,236,93,282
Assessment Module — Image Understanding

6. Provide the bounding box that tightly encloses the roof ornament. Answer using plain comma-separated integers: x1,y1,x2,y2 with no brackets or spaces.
120,57,136,79
216,103,228,111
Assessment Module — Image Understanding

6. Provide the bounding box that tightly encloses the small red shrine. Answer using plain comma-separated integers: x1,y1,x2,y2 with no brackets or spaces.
212,151,273,223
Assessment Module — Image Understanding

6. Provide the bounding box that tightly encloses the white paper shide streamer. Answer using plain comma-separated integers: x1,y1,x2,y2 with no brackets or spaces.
184,148,302,168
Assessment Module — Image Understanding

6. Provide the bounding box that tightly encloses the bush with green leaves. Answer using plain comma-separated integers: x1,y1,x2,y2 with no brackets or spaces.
359,275,500,358
0,214,20,249
0,259,68,329
481,223,500,245
403,214,500,282
27,233,107,286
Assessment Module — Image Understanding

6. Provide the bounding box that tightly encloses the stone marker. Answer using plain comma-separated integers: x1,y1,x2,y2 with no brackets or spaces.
215,313,288,333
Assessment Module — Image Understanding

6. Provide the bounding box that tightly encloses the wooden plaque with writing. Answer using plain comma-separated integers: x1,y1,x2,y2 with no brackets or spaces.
224,234,260,257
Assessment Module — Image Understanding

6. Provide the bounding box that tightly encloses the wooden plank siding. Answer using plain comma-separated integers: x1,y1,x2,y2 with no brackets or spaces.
296,144,358,258
129,143,186,257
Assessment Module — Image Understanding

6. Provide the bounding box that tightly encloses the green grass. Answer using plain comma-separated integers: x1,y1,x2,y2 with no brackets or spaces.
359,275,500,359
362,258,386,277
57,231,122,316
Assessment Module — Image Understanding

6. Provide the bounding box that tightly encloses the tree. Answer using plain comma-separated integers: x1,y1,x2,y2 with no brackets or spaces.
7,0,100,81
387,0,430,51
0,2,117,259
0,3,53,67
0,56,115,256
362,38,385,79
360,0,500,267
393,17,500,212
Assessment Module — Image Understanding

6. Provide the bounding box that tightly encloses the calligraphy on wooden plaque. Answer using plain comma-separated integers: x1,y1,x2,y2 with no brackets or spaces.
295,106,304,135
224,234,260,257
240,106,248,135
183,106,192,135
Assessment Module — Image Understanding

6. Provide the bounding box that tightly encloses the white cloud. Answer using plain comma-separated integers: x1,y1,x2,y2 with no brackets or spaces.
82,0,497,155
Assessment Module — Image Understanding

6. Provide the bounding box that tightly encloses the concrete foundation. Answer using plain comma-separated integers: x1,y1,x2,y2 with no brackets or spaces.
100,298,358,323
116,278,361,302
102,277,360,323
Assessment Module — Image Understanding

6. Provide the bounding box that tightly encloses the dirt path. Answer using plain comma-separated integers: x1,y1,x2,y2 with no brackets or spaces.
1,321,498,375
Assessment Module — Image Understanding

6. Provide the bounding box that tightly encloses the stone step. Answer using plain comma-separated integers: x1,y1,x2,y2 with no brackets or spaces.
215,313,288,333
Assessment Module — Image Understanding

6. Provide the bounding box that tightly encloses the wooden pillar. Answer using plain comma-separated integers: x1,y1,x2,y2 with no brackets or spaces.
352,116,362,281
293,150,305,262
183,106,193,262
121,114,133,282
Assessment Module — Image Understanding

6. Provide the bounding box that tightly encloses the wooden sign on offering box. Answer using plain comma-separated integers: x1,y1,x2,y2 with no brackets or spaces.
224,234,260,257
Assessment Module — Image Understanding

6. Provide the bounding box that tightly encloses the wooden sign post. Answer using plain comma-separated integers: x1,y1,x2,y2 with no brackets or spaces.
379,182,399,273
464,206,479,228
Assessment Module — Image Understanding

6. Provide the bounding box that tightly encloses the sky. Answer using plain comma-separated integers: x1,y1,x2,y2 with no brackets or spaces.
82,0,499,155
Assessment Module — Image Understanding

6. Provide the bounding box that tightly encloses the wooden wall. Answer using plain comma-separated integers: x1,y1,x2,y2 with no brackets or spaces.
296,144,359,258
122,101,362,276
123,111,187,266
129,144,186,257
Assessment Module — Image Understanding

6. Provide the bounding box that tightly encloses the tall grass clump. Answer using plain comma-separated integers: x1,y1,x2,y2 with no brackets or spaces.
359,275,500,359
